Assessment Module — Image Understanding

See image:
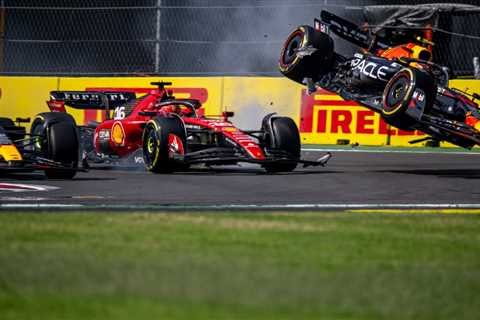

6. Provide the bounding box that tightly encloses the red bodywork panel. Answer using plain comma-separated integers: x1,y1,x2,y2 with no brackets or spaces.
184,118,265,160
48,86,265,160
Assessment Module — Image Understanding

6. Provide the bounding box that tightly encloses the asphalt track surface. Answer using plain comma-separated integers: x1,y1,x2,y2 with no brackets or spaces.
1,149,480,209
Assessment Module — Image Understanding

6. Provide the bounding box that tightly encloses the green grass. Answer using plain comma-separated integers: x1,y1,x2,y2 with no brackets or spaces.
0,211,479,319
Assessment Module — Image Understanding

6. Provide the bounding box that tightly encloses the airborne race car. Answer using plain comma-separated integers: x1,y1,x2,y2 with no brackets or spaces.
0,115,79,179
46,82,330,173
280,11,480,149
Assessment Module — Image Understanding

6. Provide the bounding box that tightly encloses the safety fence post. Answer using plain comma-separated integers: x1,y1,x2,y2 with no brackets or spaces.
154,0,162,74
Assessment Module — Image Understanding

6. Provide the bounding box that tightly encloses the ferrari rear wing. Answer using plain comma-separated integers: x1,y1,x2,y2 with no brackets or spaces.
48,91,136,111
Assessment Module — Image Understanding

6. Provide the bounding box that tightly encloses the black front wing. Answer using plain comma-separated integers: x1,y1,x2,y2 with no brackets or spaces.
0,154,82,173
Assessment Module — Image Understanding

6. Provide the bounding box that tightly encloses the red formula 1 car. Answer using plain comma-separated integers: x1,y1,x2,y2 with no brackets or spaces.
45,82,331,173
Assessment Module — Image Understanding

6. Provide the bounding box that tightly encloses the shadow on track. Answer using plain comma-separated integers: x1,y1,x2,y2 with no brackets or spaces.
0,172,117,182
87,163,338,176
0,173,46,181
70,177,117,181
161,166,341,176
377,169,480,179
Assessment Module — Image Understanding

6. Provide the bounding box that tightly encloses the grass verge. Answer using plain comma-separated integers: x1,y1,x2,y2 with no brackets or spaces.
0,211,479,319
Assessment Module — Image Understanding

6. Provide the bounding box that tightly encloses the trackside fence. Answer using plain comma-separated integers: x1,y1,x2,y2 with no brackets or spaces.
2,0,480,77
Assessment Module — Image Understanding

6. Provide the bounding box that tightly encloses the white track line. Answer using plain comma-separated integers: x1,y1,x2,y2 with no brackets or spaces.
1,204,83,209
2,203,480,210
0,183,59,192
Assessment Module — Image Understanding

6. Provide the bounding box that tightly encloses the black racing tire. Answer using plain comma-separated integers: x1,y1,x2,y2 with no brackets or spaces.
142,116,187,173
45,121,79,179
30,112,76,150
30,113,79,179
279,25,335,84
263,117,301,173
30,118,46,153
382,68,436,131
33,112,76,128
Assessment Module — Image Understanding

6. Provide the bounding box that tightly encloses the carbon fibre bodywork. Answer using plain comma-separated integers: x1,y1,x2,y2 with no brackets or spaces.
279,10,480,149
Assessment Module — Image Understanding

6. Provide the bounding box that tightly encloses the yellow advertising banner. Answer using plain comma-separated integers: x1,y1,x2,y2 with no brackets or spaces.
0,76,479,148
222,77,301,130
0,76,59,122
297,87,427,146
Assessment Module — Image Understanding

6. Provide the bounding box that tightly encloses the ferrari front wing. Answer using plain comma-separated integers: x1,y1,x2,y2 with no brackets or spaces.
173,147,332,168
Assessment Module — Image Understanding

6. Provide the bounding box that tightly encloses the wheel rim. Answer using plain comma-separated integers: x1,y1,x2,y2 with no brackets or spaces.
147,134,155,154
281,30,304,67
384,74,411,114
143,127,159,166
34,136,42,150
31,124,45,152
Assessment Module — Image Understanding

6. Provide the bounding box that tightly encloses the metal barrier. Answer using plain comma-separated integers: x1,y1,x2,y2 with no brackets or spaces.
1,0,480,76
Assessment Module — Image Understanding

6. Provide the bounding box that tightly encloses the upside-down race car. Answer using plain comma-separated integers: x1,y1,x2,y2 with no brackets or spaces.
0,115,79,178
279,10,480,148
46,82,331,173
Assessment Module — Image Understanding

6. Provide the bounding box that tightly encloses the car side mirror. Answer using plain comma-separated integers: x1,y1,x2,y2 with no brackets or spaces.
222,111,234,122
15,117,31,123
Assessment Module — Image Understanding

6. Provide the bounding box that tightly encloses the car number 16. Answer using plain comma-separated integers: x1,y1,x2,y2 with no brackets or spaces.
114,106,126,120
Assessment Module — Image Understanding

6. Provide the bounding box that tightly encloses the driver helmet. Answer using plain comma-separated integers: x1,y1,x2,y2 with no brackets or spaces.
161,104,192,116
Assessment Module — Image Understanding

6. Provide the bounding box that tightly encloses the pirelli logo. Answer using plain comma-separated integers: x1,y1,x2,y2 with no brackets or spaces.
299,88,424,137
